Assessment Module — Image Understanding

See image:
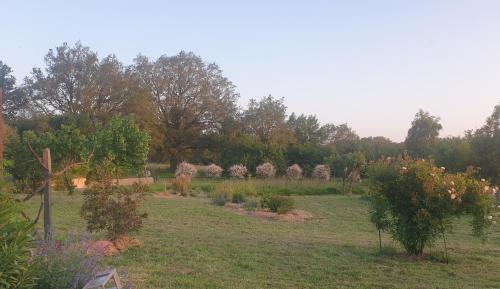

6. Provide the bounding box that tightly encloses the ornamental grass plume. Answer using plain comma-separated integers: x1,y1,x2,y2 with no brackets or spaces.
286,164,303,180
256,162,276,179
205,164,223,178
229,164,248,179
312,164,331,181
175,162,197,178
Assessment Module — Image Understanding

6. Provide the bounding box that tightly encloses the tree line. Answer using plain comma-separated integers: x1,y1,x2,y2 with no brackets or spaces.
0,42,499,183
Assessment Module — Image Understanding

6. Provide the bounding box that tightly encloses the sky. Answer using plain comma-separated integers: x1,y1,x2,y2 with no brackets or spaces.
1,0,499,141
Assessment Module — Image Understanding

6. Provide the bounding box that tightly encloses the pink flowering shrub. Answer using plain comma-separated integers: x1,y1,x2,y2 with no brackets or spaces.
256,162,276,179
206,164,223,178
313,164,330,181
175,162,197,178
229,164,248,179
286,164,303,180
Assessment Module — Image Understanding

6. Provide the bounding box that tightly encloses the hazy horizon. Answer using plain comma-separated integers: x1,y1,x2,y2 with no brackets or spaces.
2,0,499,142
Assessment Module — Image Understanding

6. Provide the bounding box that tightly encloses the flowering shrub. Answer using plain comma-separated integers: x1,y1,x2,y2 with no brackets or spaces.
368,158,494,257
176,162,197,178
256,162,276,179
172,174,191,196
229,164,248,179
286,164,303,180
205,164,223,178
312,164,331,181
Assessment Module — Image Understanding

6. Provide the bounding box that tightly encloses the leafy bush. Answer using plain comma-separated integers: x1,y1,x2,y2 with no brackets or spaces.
256,162,276,179
33,237,101,289
0,193,36,289
172,175,191,196
175,162,197,178
229,164,247,179
205,164,223,178
312,164,330,181
81,162,148,240
261,195,295,214
232,191,246,203
369,158,495,256
212,194,228,206
244,198,258,211
286,164,303,180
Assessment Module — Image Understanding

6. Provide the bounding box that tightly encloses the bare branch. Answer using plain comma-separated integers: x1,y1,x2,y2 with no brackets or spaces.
27,140,48,170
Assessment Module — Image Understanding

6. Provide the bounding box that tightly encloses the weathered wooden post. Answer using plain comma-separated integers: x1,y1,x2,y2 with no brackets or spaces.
0,88,4,176
43,148,53,241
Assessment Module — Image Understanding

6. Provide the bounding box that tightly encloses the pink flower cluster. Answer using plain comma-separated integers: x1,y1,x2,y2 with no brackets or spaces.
205,164,223,178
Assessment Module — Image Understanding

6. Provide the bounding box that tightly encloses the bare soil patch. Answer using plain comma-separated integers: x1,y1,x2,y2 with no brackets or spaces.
224,202,313,222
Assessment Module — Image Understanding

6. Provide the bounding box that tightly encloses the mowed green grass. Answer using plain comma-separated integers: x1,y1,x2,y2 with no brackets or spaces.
23,191,500,289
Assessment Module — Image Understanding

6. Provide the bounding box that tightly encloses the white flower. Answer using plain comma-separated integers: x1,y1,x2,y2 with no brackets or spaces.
450,181,455,186
493,221,497,224
488,216,493,220
481,178,486,182
401,166,407,170
496,205,500,209
448,190,452,194
451,194,457,200
440,166,446,170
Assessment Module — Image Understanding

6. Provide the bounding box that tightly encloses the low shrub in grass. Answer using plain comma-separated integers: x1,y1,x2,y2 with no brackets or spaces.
369,158,495,257
256,162,276,179
313,164,331,181
172,174,191,196
244,198,258,211
229,164,248,179
176,162,197,178
286,164,303,180
212,194,227,206
81,162,148,240
33,237,101,289
212,182,232,206
261,195,295,214
232,191,246,203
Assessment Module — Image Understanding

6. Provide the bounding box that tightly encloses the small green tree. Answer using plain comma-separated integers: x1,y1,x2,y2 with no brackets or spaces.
369,158,494,258
91,115,150,177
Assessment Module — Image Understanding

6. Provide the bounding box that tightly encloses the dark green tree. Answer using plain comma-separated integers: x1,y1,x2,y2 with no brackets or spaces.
405,110,442,158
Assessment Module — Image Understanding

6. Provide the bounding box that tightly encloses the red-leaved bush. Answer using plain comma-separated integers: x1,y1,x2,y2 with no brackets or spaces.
286,164,303,180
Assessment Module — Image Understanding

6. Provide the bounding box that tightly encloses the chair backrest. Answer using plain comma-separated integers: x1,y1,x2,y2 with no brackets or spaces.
83,268,123,289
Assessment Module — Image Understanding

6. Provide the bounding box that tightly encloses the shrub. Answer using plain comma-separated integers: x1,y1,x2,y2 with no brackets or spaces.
172,174,191,196
286,164,303,180
261,195,295,214
33,236,101,289
175,161,197,178
369,159,495,256
232,191,246,203
313,164,331,181
244,198,258,211
229,164,248,179
0,193,36,289
256,162,276,179
81,162,148,240
205,164,223,178
212,194,227,206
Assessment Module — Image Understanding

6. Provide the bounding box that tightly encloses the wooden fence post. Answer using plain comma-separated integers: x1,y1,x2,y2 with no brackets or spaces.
43,148,53,241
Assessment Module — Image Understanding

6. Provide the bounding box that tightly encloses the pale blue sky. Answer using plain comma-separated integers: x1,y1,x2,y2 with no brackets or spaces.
2,0,499,141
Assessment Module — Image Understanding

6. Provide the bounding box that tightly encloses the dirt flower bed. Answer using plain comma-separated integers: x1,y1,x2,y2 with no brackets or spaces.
87,236,142,256
224,202,313,222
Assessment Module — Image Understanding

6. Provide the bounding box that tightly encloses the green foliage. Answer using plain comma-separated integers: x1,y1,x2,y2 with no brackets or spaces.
231,191,246,204
405,110,442,158
261,195,295,214
5,124,87,193
91,115,150,177
243,198,258,211
0,193,36,289
368,158,494,256
81,161,149,240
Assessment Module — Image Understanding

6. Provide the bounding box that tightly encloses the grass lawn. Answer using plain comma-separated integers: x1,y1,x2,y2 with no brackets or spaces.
23,191,500,289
